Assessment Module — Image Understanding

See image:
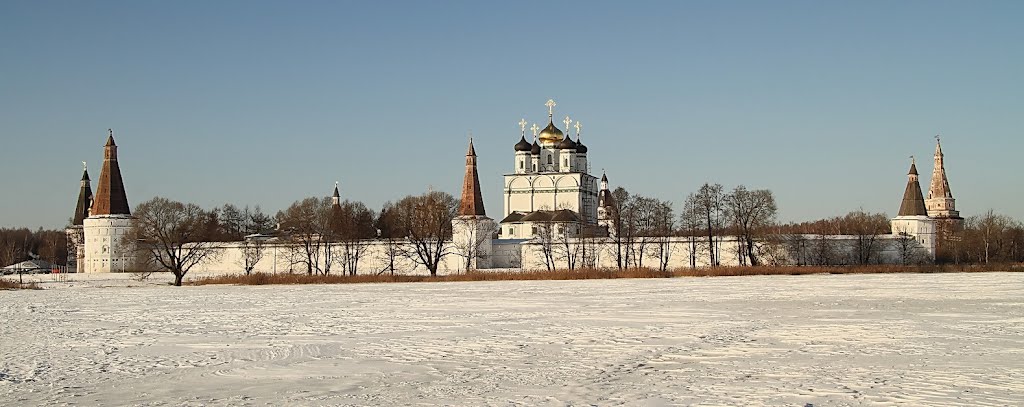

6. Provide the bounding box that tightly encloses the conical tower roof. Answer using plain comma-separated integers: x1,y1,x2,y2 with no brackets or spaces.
897,160,928,217
91,130,131,216
71,167,93,225
458,138,486,217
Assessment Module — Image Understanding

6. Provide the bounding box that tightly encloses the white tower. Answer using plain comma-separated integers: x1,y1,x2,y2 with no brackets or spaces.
891,158,936,261
83,130,135,273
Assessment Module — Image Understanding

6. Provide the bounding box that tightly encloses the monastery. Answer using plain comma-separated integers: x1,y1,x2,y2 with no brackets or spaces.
66,101,961,274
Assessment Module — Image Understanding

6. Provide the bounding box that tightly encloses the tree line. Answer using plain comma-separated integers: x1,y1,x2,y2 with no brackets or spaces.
0,228,67,268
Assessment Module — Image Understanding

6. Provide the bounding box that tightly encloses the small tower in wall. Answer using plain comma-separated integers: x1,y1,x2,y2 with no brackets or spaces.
83,130,135,273
452,138,495,270
890,158,936,261
66,163,93,273
597,172,616,237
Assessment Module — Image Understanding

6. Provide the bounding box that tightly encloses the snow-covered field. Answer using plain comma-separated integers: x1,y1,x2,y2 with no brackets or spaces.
2,272,1022,406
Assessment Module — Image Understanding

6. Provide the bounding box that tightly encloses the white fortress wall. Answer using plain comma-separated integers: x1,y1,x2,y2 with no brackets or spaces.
181,233,932,277
187,240,467,276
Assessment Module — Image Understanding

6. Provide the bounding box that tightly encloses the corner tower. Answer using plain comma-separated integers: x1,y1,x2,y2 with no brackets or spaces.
453,138,495,270
83,130,135,273
891,158,935,260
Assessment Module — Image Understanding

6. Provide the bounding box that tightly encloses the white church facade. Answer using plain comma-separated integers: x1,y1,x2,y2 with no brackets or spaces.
69,102,961,276
501,100,600,239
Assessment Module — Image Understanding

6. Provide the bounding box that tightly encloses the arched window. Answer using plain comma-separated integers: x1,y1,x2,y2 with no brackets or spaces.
547,155,552,164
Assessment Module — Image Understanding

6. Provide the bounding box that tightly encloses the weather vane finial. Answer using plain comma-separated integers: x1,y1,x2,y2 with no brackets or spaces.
910,155,915,165
108,128,113,137
82,161,87,171
545,99,556,118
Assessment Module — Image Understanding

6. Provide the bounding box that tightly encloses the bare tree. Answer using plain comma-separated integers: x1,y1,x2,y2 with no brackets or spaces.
651,200,675,271
892,227,925,265
387,191,457,276
680,196,701,268
626,196,655,269
689,183,726,267
811,218,841,265
276,197,331,275
609,187,631,269
533,221,557,271
130,197,221,286
577,224,601,269
554,220,580,270
723,186,777,266
376,205,402,275
969,209,1013,264
237,237,265,275
332,200,377,275
842,209,890,265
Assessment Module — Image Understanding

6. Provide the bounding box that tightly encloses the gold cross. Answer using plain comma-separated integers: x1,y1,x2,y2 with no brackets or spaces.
519,118,527,135
545,99,556,117
563,115,572,131
574,121,581,135
530,123,539,137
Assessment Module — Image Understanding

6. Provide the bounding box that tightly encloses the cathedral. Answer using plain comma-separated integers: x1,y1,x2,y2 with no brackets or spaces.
498,99,609,239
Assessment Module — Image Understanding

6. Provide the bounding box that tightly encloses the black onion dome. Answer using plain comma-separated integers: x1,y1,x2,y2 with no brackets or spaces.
530,140,541,155
557,135,577,150
575,136,587,153
514,136,532,152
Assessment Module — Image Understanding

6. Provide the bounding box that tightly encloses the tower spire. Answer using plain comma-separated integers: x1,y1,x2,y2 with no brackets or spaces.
458,138,486,216
91,129,130,216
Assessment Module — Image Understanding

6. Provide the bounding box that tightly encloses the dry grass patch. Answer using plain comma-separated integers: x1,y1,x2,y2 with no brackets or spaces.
189,268,673,286
673,263,1021,277
0,279,41,290
189,263,1021,286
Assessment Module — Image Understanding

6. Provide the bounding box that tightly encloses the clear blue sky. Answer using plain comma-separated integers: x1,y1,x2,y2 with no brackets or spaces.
2,1,1021,229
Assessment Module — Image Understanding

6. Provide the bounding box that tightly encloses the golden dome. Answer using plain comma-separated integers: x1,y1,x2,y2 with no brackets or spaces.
538,121,564,144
